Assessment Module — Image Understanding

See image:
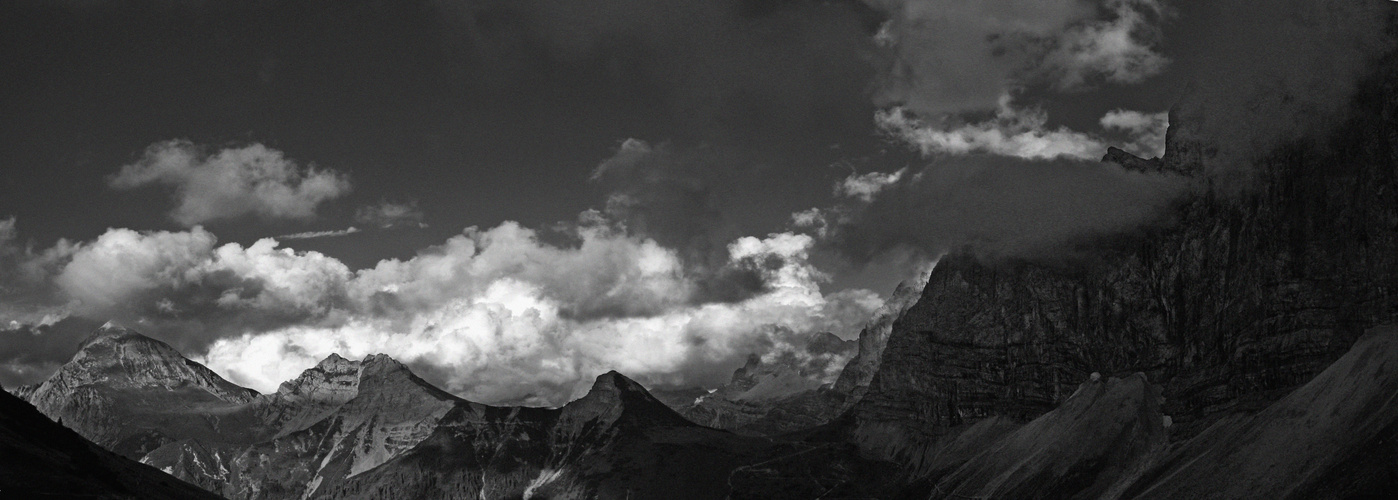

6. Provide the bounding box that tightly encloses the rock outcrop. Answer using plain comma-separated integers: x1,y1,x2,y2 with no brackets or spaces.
845,53,1398,492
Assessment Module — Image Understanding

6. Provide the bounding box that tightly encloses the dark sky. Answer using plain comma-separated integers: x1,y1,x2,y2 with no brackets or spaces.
1,0,1391,403
0,0,890,268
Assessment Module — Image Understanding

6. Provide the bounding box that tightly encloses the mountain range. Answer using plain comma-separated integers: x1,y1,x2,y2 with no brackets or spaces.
6,37,1398,500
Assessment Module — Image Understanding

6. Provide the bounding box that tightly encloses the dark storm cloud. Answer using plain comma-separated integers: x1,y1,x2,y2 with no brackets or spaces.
820,155,1191,262
865,0,1170,116
1165,0,1397,190
589,139,772,304
0,217,73,322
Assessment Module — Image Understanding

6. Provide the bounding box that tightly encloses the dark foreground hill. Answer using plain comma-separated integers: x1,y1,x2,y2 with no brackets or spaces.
0,384,221,499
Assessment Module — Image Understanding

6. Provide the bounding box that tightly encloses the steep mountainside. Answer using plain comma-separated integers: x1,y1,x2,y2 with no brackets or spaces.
143,354,460,499
316,371,789,500
21,322,261,458
837,45,1398,494
0,385,222,499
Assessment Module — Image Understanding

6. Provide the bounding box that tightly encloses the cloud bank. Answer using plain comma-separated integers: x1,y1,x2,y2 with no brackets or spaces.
109,141,351,226
0,214,882,405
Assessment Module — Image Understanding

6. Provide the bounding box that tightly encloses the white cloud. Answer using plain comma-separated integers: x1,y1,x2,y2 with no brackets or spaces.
7,210,882,405
836,169,906,202
277,227,362,240
877,102,1106,160
877,96,1170,161
51,226,352,346
109,140,351,226
198,229,883,406
1100,109,1169,158
1036,0,1170,89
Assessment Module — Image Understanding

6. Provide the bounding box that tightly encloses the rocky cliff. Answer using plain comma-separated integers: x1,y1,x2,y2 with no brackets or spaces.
842,44,1398,493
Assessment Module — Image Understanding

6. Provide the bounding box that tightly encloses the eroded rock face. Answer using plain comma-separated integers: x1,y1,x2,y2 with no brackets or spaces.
320,371,783,500
1123,326,1398,499
846,49,1398,491
145,353,462,499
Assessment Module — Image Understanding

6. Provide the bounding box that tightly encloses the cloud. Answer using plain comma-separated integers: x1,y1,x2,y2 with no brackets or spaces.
108,140,351,226
876,96,1168,160
836,168,906,202
0,217,76,322
819,154,1191,262
589,139,775,304
52,226,353,349
1100,109,1169,158
276,227,362,240
199,228,882,406
1031,0,1170,90
1164,0,1395,189
865,0,1168,117
354,201,426,229
1,211,884,404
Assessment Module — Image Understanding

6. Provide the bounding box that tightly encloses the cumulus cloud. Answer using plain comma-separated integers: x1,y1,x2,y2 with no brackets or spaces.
51,226,352,349
589,139,776,304
199,228,882,405
1,211,883,405
866,0,1168,117
108,140,351,226
355,201,426,229
835,168,906,202
0,217,76,323
876,97,1168,160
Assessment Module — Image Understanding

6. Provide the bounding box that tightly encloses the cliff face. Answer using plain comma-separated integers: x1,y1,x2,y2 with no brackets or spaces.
847,52,1398,484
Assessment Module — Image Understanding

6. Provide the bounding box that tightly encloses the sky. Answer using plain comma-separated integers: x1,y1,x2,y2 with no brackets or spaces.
1,0,1393,406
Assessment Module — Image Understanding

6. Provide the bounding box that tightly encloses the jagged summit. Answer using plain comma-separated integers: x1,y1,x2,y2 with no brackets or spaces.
274,353,361,400
561,370,693,429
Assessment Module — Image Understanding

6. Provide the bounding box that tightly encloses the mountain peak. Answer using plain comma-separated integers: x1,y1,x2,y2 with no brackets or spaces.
560,371,692,429
275,354,361,400
31,325,257,407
